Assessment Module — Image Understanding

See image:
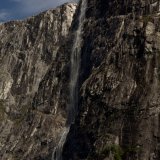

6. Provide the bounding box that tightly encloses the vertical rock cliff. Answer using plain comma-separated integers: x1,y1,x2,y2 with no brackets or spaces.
62,0,160,160
0,3,77,160
1,0,160,160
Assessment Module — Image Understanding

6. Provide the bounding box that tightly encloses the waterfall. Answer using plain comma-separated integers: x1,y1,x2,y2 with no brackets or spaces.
52,0,87,159
68,0,87,124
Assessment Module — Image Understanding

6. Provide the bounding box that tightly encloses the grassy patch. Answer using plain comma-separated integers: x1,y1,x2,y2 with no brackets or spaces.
100,144,123,160
98,144,141,160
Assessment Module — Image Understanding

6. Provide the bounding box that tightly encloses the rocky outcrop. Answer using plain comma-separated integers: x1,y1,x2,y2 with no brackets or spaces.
63,0,160,160
0,3,77,160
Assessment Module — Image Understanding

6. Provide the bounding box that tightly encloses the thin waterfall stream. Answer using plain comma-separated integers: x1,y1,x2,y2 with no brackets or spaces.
52,0,87,159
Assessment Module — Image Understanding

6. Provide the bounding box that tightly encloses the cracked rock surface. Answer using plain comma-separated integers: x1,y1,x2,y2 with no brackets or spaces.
1,0,160,160
0,3,77,160
63,0,160,160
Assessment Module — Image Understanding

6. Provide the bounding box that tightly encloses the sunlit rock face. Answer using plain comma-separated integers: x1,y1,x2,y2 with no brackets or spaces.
0,3,77,160
62,0,160,160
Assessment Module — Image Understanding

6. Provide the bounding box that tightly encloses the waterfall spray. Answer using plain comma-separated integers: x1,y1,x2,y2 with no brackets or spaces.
68,0,87,124
52,0,87,159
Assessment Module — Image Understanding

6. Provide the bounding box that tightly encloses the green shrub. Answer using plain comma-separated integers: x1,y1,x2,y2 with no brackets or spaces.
100,144,123,160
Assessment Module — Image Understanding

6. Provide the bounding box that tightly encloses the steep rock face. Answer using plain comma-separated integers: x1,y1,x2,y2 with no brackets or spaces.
0,3,77,160
63,0,160,160
87,0,160,17
1,0,160,160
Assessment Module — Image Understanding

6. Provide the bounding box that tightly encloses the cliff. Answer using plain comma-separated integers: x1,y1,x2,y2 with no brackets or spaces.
63,0,160,160
0,3,77,160
1,0,160,160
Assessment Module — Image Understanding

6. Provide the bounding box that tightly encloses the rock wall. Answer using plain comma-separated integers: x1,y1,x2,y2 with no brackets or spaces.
63,0,160,160
1,0,160,160
0,3,77,160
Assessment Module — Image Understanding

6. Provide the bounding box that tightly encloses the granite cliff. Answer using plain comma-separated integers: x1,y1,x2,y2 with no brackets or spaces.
63,0,160,160
0,3,77,160
1,0,160,160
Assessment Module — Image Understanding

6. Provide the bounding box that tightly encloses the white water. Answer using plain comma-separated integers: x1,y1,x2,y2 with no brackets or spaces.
52,127,70,160
52,0,87,160
68,0,87,124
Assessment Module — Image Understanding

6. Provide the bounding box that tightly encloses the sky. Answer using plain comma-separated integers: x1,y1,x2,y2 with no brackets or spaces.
0,0,76,22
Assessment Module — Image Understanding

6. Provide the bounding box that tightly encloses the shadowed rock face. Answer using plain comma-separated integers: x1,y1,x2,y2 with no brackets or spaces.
86,0,160,18
62,0,160,160
0,3,77,160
